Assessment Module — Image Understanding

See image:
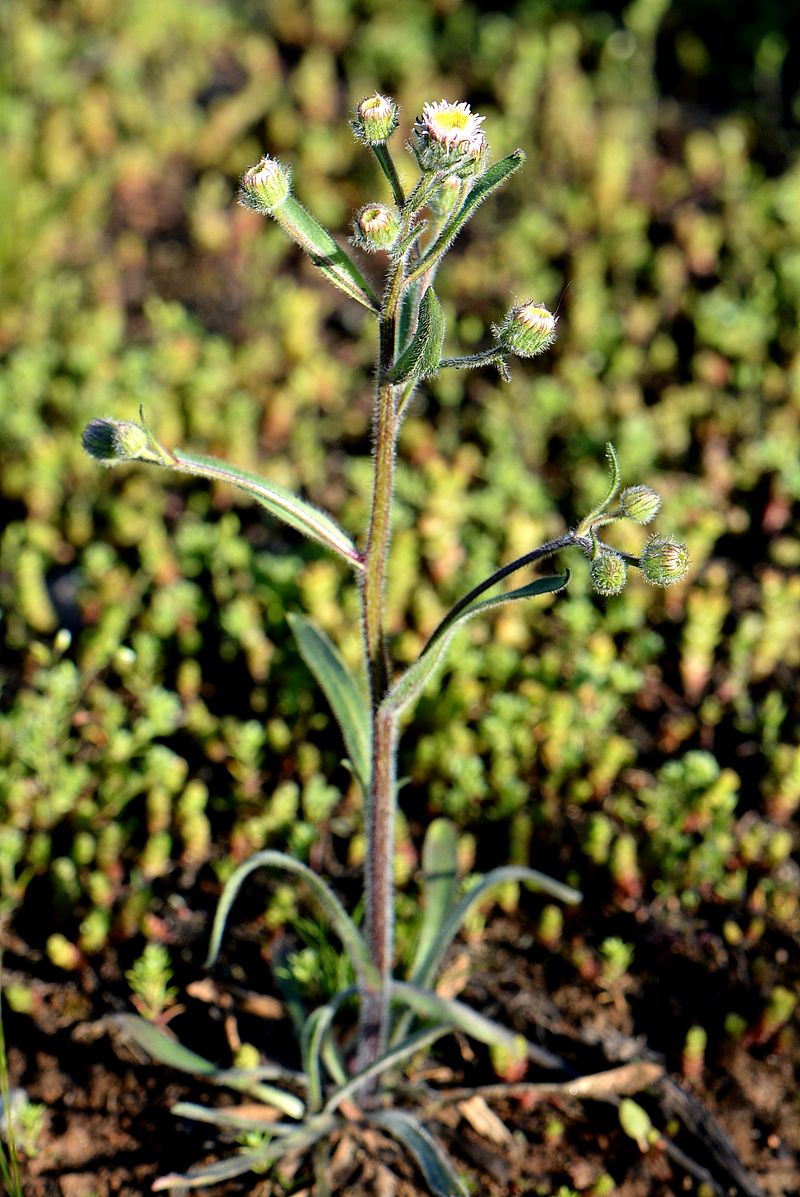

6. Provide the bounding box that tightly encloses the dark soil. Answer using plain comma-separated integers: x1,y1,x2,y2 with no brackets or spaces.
5,890,798,1197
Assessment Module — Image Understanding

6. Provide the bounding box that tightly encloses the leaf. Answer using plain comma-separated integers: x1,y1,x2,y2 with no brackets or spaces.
300,990,355,1113
287,613,371,791
410,151,526,279
408,819,459,983
323,1026,449,1117
274,195,381,314
110,1014,305,1118
410,865,580,993
370,1109,467,1197
386,573,568,715
169,450,362,568
204,849,377,992
388,288,446,385
390,981,565,1072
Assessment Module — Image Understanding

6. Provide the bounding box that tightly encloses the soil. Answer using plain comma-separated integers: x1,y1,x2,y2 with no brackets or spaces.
4,890,798,1197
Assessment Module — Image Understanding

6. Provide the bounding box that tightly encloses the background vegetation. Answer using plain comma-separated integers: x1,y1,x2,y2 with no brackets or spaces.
1,0,798,1184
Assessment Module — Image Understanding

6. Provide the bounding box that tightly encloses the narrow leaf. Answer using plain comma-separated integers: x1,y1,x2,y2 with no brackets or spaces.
371,1109,467,1197
386,573,568,715
300,989,356,1112
409,819,459,982
169,450,362,568
323,1027,450,1116
388,288,446,385
410,151,526,280
204,849,377,991
287,613,371,791
275,195,380,313
410,865,581,994
390,982,566,1072
170,1102,297,1132
111,1014,305,1117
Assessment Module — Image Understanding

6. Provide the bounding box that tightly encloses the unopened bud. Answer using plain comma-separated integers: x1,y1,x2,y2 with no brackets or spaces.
639,534,690,586
82,418,154,464
239,156,291,214
494,301,557,358
412,99,488,174
352,92,399,146
590,552,628,596
352,203,402,252
620,485,662,524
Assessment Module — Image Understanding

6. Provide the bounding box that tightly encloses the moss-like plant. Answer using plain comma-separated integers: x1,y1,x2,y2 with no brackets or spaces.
83,95,688,1194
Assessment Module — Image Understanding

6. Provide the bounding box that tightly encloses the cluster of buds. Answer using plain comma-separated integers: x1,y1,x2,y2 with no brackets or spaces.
411,99,488,176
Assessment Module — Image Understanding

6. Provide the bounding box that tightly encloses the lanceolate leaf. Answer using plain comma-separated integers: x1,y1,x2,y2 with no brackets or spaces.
287,613,371,791
410,865,581,993
274,195,381,314
204,850,377,991
390,982,565,1072
370,1109,467,1197
409,151,526,279
110,1014,305,1118
169,450,362,568
388,287,446,385
386,573,568,715
409,819,459,983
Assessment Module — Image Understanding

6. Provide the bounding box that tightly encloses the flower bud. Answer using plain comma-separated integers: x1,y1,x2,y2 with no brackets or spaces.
590,552,628,596
82,418,152,464
412,99,488,175
352,203,402,253
239,155,291,214
620,485,662,524
352,92,399,146
639,534,690,586
494,301,557,358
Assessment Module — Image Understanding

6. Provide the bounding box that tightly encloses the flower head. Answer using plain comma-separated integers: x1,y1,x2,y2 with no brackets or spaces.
239,156,292,214
494,301,558,358
639,534,690,586
352,203,402,252
412,100,488,173
620,485,662,525
352,92,399,146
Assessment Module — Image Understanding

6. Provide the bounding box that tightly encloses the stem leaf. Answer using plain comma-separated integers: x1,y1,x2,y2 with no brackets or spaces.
287,613,371,791
387,573,568,715
411,151,526,278
370,1109,467,1197
274,195,380,314
388,287,446,385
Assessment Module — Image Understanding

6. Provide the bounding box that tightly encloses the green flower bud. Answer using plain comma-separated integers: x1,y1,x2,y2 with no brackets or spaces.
351,92,399,146
428,174,463,217
590,552,628,596
82,418,153,464
494,301,557,358
352,203,402,253
620,485,662,524
412,99,488,175
639,534,690,586
239,155,291,214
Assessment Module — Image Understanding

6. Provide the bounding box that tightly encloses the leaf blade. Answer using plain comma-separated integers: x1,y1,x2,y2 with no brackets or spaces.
370,1109,467,1197
287,613,371,790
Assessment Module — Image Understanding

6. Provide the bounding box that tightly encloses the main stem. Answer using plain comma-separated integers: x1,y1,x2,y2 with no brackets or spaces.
359,308,401,1069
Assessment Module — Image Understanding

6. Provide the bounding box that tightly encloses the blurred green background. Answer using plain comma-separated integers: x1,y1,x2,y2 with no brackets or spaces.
1,0,798,993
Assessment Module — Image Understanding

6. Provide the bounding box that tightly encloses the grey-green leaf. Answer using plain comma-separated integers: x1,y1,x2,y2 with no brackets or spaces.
409,819,459,982
386,573,568,715
411,151,526,277
274,195,380,314
388,287,446,385
287,612,371,791
371,1109,467,1197
204,849,377,991
110,1014,305,1117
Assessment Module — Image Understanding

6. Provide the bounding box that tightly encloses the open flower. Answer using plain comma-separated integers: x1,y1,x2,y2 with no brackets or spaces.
412,100,487,173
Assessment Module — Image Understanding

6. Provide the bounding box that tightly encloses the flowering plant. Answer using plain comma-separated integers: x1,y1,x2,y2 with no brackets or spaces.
83,95,687,1194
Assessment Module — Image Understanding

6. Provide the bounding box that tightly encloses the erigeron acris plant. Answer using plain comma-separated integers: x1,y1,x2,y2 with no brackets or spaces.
83,94,688,1194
